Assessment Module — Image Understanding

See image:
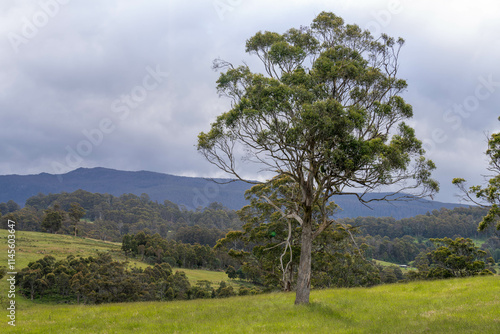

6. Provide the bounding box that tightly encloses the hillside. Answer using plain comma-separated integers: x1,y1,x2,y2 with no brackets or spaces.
0,167,468,219
1,228,498,333
0,230,249,300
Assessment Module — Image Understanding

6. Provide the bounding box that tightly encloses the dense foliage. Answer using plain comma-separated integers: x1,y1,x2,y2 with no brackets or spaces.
408,237,495,280
215,179,382,290
348,207,500,265
1,189,499,267
0,200,20,215
358,235,427,264
349,207,495,240
1,190,241,243
218,224,382,290
16,253,253,304
16,253,190,303
122,231,238,271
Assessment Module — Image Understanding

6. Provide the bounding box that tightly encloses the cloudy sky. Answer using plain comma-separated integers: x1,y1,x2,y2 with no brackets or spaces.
1,0,499,204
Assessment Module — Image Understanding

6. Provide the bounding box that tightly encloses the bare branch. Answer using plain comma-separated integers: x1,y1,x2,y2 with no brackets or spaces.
261,195,303,226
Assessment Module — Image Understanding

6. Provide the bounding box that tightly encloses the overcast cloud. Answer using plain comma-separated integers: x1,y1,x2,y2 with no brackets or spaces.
1,0,499,203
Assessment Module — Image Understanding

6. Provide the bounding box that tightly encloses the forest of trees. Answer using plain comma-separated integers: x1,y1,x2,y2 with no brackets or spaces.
2,188,499,303
121,231,238,271
349,207,496,240
15,252,258,304
1,190,499,267
0,190,241,244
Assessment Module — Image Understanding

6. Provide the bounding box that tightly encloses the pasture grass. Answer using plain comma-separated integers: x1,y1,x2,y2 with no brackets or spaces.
374,259,412,272
0,276,498,333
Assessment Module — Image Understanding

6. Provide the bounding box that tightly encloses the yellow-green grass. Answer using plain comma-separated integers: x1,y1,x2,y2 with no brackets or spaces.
0,276,498,333
0,230,128,269
180,268,254,288
374,259,413,273
470,238,487,247
374,256,500,274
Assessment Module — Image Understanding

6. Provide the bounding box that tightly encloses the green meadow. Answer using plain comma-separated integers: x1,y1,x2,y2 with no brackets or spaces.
0,276,498,333
1,230,499,333
0,230,127,269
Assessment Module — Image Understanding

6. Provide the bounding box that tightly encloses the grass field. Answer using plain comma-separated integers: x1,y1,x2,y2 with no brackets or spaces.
1,230,499,333
374,259,412,272
0,276,498,333
0,230,131,269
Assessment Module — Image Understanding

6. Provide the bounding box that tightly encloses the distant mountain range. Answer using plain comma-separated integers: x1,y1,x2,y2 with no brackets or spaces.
0,167,468,219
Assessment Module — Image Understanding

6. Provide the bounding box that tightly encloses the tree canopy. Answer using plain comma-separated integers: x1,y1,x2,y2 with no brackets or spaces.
198,12,438,304
41,209,63,234
410,237,494,279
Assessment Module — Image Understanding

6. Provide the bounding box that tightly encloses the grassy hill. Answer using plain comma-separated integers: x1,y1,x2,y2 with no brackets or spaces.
0,230,248,305
1,230,499,333
0,230,127,270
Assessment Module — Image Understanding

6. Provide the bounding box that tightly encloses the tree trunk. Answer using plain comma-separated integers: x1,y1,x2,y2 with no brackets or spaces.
283,264,293,292
295,215,313,305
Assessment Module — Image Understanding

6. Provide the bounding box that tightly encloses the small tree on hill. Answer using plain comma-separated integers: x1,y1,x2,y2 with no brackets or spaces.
41,209,63,234
68,202,86,237
225,265,237,279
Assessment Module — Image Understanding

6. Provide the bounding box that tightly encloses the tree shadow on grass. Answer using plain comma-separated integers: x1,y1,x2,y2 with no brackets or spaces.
303,301,355,325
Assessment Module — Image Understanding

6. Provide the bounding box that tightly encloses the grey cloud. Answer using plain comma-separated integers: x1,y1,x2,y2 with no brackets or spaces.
1,0,499,204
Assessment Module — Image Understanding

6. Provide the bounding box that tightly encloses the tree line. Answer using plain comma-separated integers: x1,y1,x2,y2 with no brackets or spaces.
16,253,190,303
2,189,499,267
216,221,495,291
407,237,495,280
121,231,239,271
347,207,495,240
0,190,241,244
347,207,500,264
15,252,257,304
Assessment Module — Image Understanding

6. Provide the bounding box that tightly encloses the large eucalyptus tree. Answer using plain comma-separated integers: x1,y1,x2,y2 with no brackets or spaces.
198,12,438,304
